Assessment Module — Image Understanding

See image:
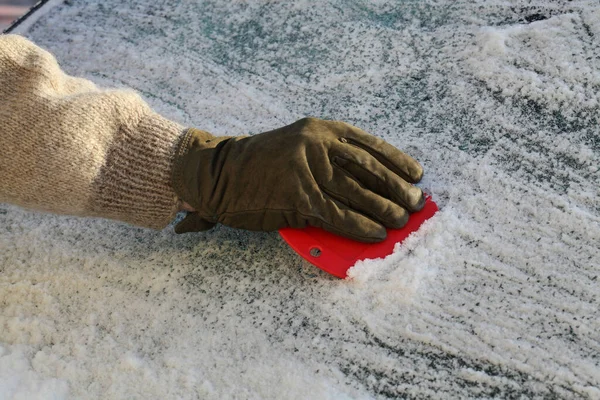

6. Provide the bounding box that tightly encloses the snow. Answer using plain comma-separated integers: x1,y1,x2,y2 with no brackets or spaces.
1,0,599,398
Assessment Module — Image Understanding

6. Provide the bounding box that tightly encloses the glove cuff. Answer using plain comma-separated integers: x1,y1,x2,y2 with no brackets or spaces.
172,127,217,214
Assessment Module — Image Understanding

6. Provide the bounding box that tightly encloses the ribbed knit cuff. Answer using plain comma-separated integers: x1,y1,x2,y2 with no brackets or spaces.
88,111,185,230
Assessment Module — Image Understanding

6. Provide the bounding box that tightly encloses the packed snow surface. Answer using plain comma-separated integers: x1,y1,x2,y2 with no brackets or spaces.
1,0,599,398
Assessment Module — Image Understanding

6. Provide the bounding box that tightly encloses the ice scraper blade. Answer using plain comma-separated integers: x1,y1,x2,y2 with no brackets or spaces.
279,196,438,279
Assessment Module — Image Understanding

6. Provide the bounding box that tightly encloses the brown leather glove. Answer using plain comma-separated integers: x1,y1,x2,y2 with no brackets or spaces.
172,118,425,243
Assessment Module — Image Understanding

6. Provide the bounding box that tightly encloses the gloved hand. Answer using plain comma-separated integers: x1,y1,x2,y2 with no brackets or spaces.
172,118,425,243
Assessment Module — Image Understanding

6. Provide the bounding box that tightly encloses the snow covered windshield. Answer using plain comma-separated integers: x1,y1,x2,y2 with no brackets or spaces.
2,1,599,398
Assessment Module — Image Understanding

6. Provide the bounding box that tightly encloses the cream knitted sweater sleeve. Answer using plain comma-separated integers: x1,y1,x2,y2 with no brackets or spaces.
0,34,185,229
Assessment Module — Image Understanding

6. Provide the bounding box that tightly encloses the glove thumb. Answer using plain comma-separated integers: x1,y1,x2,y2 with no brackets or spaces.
175,213,217,234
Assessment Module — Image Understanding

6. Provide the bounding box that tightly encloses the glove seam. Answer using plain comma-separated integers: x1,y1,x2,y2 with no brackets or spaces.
321,187,387,226
336,153,415,211
344,138,415,183
319,171,399,228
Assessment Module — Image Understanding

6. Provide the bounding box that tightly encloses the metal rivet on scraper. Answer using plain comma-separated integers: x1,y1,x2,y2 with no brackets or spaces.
310,247,322,257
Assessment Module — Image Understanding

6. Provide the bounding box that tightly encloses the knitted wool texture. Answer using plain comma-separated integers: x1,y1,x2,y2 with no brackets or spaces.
0,34,184,229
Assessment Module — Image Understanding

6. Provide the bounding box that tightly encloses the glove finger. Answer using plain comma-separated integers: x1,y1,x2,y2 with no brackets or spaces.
330,148,425,212
309,196,387,243
175,213,217,234
321,166,409,229
331,121,424,183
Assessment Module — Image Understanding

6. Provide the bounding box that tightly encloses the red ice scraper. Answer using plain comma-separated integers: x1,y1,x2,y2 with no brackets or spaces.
279,196,438,279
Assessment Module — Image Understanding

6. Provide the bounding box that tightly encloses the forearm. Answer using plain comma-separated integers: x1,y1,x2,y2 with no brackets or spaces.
0,34,184,229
